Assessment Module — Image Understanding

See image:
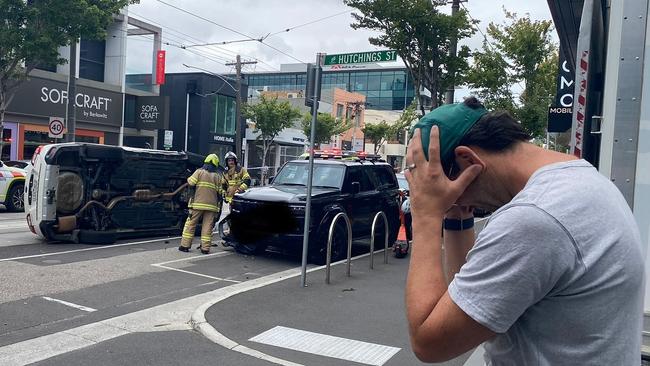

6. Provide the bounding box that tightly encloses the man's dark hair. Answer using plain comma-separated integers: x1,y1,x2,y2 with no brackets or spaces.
459,97,531,152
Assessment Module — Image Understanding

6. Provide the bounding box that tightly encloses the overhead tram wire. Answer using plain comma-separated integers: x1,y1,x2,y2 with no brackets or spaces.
129,11,279,71
132,34,229,67
152,0,306,64
266,9,352,38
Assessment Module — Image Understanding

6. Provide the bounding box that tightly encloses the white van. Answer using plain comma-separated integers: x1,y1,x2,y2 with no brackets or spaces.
25,143,202,243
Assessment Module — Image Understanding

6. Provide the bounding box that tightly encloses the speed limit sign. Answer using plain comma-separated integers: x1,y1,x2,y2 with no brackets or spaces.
48,117,65,139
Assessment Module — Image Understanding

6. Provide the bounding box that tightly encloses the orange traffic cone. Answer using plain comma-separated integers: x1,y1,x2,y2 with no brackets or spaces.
397,211,408,242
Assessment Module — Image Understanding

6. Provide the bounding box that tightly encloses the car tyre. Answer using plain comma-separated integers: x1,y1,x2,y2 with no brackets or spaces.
6,183,24,212
311,220,347,265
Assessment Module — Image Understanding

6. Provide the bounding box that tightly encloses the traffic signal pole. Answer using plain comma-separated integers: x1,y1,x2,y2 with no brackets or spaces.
300,53,324,287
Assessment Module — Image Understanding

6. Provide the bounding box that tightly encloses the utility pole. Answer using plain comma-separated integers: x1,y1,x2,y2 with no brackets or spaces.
445,0,461,105
226,55,256,159
65,42,78,142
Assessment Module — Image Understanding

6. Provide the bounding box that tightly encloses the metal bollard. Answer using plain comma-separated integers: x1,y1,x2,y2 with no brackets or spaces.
370,211,389,269
325,212,352,284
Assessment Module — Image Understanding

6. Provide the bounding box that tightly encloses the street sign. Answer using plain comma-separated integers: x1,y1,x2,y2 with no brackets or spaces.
48,117,65,139
324,50,398,66
164,130,173,150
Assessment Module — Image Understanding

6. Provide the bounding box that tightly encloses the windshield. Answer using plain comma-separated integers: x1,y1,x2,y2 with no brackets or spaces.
397,175,409,190
274,163,345,188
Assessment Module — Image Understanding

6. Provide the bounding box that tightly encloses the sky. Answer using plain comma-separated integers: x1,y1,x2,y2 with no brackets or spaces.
125,0,556,79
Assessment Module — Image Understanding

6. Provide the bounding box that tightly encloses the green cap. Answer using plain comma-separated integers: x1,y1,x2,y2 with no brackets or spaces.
411,102,487,164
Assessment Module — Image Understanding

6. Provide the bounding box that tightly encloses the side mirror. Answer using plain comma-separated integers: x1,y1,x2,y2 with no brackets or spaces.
268,176,274,184
351,182,360,194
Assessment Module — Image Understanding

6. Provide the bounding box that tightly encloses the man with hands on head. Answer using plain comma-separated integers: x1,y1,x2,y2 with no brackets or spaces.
404,97,643,365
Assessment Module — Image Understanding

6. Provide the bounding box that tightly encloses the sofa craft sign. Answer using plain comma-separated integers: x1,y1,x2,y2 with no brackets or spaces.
40,87,112,119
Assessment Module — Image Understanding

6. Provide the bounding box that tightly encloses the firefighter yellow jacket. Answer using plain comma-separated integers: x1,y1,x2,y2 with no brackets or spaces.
225,166,251,202
187,167,227,212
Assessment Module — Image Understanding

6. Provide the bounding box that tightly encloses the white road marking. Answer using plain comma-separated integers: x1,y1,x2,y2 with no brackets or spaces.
250,326,400,366
191,249,393,366
152,250,232,266
151,264,241,283
0,249,391,366
0,237,181,263
151,251,240,283
42,297,97,313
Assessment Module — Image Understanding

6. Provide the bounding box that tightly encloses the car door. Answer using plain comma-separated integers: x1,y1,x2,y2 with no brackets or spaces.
369,165,400,236
343,166,377,237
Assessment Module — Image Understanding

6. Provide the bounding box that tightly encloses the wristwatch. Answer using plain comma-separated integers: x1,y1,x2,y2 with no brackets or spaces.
443,217,474,231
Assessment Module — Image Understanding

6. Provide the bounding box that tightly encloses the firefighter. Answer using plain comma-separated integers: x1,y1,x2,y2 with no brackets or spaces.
223,152,251,204
179,153,227,254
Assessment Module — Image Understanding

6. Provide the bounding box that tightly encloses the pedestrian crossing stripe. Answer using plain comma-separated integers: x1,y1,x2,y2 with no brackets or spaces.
249,326,400,366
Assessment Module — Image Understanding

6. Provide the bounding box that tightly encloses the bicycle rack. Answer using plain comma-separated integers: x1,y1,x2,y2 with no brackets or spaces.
369,211,389,269
325,212,353,284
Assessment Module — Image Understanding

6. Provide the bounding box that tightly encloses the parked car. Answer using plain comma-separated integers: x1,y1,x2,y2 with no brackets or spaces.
4,160,32,170
25,143,203,243
0,161,26,212
222,153,401,264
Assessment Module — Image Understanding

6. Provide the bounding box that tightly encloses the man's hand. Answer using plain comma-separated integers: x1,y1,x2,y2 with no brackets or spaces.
404,127,482,219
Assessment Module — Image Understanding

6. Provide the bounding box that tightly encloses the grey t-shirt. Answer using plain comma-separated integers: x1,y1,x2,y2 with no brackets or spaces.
448,160,645,365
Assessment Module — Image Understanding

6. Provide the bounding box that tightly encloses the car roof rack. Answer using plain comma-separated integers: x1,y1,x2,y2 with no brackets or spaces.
299,149,385,162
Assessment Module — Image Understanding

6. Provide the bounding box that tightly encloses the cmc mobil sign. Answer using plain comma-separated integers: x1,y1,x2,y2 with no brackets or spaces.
7,76,123,126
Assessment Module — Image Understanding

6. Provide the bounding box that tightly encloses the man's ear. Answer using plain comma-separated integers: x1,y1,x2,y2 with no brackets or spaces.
454,146,485,170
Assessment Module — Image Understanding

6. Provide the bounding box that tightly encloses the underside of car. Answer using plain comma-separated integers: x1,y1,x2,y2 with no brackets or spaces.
34,144,203,243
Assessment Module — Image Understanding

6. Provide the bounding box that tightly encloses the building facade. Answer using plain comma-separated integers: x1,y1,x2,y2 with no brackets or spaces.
243,64,417,111
158,73,246,160
1,12,166,161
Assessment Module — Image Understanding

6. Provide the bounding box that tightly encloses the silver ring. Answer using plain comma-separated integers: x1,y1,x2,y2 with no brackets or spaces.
407,163,416,171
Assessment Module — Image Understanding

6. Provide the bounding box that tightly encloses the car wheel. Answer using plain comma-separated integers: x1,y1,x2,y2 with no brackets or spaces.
311,220,348,265
234,243,268,255
6,183,24,212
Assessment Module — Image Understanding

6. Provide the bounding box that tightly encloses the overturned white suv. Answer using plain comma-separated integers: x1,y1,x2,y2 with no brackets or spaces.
25,143,202,244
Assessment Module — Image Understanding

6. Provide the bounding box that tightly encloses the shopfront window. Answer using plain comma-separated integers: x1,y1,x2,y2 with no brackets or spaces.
22,131,100,161
1,129,12,161
279,145,304,166
210,94,237,135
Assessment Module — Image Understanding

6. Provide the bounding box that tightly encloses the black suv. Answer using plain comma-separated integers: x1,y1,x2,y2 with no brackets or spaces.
222,157,400,264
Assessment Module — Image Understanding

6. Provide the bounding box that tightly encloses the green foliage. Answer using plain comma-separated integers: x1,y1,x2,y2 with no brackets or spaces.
0,0,134,109
302,113,351,145
344,0,476,110
0,0,135,150
466,10,557,138
362,121,392,154
362,100,419,154
243,95,301,144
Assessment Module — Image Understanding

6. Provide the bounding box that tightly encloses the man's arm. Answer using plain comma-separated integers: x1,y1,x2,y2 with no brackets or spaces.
404,128,494,362
187,169,199,186
407,214,494,362
443,206,476,284
239,168,251,191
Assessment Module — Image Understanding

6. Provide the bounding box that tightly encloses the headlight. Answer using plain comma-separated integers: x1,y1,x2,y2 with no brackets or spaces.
288,205,306,214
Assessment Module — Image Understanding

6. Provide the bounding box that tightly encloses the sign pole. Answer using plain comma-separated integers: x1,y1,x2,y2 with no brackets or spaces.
65,41,77,142
300,53,324,287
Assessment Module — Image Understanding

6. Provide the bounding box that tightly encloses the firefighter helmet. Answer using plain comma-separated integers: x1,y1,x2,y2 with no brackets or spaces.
224,151,238,163
204,153,220,167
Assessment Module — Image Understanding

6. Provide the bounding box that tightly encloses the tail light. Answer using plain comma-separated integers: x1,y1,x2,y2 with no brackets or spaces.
11,171,24,178
31,145,44,164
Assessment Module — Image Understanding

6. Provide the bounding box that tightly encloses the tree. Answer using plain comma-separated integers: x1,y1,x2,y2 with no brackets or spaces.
345,0,476,113
362,100,419,154
242,95,301,181
301,113,350,146
0,0,136,153
466,9,557,138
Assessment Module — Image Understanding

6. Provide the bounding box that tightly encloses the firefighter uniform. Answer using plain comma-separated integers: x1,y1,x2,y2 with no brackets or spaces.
179,154,227,254
224,152,251,204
